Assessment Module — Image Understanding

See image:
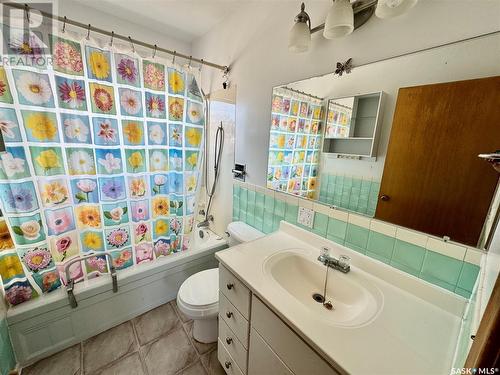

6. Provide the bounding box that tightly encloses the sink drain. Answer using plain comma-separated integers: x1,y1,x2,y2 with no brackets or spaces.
312,293,325,303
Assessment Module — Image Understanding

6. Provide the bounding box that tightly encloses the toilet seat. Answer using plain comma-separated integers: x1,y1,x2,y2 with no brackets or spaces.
177,268,219,319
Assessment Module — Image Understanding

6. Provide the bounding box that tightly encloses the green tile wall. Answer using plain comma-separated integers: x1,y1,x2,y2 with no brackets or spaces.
318,173,380,216
453,287,477,368
390,239,426,277
0,317,15,375
233,184,481,299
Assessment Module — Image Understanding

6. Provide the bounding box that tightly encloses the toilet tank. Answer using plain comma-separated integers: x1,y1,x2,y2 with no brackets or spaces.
226,221,265,247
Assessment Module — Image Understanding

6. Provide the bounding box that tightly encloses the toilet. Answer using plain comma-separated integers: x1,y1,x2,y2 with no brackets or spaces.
176,221,264,343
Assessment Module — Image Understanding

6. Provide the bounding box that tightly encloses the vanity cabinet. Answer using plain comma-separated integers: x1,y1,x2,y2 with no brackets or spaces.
218,265,339,375
218,265,251,374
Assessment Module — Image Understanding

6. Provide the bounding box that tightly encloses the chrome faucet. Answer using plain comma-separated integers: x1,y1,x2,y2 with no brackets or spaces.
197,214,214,228
318,247,351,273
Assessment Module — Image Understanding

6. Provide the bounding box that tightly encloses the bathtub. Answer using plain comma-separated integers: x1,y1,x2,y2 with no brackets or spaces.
6,229,228,366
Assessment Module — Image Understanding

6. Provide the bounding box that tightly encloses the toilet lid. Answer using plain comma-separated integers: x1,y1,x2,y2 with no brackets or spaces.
179,268,219,307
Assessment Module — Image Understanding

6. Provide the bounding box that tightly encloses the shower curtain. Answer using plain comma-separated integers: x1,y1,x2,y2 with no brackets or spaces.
0,25,205,306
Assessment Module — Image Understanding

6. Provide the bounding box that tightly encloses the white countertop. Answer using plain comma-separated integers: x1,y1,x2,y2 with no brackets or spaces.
215,222,466,375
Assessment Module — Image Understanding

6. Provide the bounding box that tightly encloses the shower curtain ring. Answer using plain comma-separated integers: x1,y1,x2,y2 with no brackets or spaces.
86,24,91,40
109,31,114,46
199,59,203,72
188,55,192,68
128,36,135,53
62,16,67,33
152,44,157,59
172,51,177,64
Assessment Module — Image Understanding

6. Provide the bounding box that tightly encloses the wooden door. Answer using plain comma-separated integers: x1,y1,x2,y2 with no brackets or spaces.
375,76,500,246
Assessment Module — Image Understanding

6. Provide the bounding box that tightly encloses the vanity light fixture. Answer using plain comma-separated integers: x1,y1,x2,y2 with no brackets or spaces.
289,0,419,52
288,2,312,53
375,0,418,19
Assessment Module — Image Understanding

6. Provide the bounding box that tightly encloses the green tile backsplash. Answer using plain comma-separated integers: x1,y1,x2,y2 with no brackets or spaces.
318,173,380,216
366,232,396,264
390,239,426,277
312,213,328,237
420,251,463,292
233,183,482,298
327,218,347,240
345,223,370,251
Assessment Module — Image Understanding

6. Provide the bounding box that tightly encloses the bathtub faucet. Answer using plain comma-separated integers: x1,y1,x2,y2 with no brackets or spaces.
64,252,118,309
197,215,213,228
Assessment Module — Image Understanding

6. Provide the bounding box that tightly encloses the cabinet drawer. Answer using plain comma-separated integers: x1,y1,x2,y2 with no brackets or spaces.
219,317,248,372
249,328,294,375
219,265,251,319
219,293,249,348
218,338,244,375
252,295,340,374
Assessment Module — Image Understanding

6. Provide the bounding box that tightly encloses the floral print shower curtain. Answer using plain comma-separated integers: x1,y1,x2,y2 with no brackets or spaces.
0,26,205,306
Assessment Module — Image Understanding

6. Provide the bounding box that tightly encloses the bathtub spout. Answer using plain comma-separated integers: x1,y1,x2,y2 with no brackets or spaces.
197,215,213,228
110,266,118,293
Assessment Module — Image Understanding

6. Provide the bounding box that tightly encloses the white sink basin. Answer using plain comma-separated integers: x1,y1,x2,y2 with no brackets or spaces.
263,249,384,328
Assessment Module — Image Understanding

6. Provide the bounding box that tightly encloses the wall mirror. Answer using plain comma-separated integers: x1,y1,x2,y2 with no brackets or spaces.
266,50,500,247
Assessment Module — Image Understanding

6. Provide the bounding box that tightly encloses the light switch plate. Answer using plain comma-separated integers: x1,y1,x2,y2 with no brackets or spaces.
297,207,314,228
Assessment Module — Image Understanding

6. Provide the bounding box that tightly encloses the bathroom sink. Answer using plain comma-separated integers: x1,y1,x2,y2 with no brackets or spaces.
263,249,383,328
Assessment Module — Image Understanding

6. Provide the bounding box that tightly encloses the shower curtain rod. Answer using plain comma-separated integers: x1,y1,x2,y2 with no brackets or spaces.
281,86,324,101
5,2,230,73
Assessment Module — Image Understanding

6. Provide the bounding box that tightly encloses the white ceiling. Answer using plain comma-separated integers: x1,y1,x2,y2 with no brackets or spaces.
75,0,250,43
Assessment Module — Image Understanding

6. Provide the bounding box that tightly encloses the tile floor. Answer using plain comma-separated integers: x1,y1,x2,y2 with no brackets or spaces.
22,300,225,375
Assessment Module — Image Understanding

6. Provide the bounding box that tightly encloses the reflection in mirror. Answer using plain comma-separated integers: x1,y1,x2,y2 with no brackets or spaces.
320,92,384,215
267,87,323,200
267,85,385,216
265,43,500,246
323,92,382,157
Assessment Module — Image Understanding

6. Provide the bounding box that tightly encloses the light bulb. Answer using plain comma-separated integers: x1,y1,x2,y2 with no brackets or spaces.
375,0,418,18
323,0,354,39
288,2,311,53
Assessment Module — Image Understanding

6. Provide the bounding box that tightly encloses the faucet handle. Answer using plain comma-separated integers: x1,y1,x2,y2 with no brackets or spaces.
320,246,330,257
338,255,351,268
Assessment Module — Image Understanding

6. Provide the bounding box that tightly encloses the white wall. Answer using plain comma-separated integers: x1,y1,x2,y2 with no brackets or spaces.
192,0,500,189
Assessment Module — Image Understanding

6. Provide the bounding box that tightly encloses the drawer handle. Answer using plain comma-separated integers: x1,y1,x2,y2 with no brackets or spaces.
226,283,234,290
226,311,233,318
225,361,232,369
226,337,233,345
